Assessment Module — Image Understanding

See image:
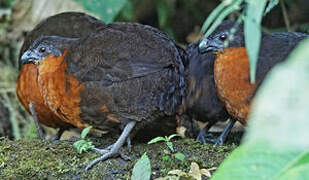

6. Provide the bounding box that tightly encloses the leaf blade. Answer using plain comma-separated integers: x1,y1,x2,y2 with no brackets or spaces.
131,152,151,180
244,0,268,83
148,137,166,144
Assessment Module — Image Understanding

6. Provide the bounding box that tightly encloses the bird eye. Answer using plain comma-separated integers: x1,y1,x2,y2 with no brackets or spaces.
219,34,228,41
39,47,46,53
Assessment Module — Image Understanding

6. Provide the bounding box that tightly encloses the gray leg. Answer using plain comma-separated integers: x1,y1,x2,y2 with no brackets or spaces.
50,128,65,141
85,121,136,170
214,119,236,146
29,102,44,140
196,120,217,144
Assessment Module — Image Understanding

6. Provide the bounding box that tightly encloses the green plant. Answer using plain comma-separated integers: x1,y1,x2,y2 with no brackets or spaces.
148,134,185,162
131,152,151,180
73,126,94,154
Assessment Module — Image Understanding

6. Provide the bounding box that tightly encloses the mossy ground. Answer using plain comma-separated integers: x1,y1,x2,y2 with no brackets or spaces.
0,132,242,179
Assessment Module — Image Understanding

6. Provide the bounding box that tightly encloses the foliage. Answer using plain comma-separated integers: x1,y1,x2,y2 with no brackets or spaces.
211,38,309,179
148,134,179,152
131,152,151,180
244,0,268,83
148,134,186,163
73,126,94,154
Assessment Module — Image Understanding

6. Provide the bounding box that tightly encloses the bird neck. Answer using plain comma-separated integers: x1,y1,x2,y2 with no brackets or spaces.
37,49,68,75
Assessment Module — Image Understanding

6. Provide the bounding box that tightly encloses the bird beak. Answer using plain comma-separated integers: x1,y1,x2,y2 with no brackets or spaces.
198,38,220,53
20,50,40,65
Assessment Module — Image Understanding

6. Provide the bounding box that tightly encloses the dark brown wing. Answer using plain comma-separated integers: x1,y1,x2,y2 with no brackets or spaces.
65,22,186,127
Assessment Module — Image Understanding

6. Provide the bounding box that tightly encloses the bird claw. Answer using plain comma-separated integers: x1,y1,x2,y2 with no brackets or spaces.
86,145,130,171
85,121,136,171
196,130,214,144
91,145,113,154
119,152,131,161
86,149,120,171
204,137,217,144
214,137,224,147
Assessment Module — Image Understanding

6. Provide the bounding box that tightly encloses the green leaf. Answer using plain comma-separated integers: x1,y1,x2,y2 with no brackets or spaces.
148,136,166,144
203,0,243,37
244,0,268,83
162,155,171,162
277,164,309,180
174,152,185,162
211,38,309,180
167,134,180,141
73,139,94,154
74,0,128,23
264,0,279,15
201,2,226,33
275,152,309,179
80,126,92,139
163,149,169,154
211,143,302,180
166,142,174,152
131,152,151,180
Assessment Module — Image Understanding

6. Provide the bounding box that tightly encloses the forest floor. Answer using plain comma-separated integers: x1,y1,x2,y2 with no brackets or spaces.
0,131,243,179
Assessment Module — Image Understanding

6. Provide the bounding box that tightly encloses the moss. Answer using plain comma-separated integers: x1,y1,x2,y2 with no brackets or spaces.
0,133,240,179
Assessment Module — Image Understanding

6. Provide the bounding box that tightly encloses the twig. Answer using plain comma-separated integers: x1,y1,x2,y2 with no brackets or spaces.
280,0,291,32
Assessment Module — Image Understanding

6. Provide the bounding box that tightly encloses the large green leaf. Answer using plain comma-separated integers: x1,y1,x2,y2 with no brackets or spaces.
131,152,151,180
74,0,127,23
244,0,267,83
277,164,309,180
211,143,302,179
211,38,309,179
275,152,309,179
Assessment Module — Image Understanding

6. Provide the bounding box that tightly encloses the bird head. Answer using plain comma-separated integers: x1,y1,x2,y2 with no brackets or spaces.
20,36,79,65
198,20,245,53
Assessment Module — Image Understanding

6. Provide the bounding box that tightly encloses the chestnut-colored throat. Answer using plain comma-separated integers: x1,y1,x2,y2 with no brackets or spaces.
37,50,87,129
